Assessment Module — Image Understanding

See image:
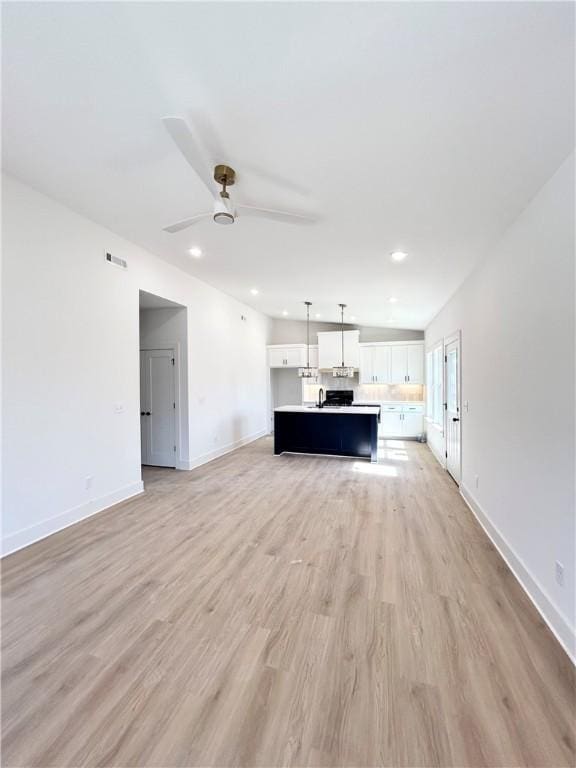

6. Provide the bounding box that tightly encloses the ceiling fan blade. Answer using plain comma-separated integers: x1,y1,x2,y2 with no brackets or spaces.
163,212,211,233
162,116,216,198
237,205,316,225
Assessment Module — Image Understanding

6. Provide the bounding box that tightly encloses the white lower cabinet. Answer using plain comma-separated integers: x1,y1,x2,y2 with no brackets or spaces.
380,404,424,438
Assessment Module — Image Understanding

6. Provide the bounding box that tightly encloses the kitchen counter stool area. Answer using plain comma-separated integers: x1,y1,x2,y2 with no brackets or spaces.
274,405,380,462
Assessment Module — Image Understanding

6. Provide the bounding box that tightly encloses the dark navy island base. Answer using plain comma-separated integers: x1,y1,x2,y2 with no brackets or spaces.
274,407,379,463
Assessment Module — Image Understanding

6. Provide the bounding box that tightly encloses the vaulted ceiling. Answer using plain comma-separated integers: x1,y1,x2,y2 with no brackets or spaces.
3,2,574,327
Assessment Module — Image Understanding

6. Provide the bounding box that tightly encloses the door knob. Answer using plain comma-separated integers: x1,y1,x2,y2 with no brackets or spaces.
140,411,145,416
146,411,151,416
452,417,460,422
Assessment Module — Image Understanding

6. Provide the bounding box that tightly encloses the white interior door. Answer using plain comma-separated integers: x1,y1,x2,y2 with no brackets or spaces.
445,338,461,483
140,349,176,467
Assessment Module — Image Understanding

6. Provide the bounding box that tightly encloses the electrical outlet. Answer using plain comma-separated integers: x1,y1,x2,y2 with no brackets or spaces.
85,476,93,491
475,474,479,489
555,561,565,587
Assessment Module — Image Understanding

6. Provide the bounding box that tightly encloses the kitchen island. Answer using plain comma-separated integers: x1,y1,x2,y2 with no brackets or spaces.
274,405,379,462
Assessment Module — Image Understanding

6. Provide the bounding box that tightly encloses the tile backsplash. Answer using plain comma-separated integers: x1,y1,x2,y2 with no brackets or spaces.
302,373,423,403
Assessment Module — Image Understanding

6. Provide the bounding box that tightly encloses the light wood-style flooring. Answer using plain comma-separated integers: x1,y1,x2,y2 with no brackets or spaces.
2,437,575,767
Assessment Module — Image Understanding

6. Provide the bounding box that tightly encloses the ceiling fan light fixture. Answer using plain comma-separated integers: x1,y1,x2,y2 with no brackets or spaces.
213,211,235,225
161,118,317,233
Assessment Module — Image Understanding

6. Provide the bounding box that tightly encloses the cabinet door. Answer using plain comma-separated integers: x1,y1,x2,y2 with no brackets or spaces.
390,346,408,383
380,411,403,437
406,344,424,384
318,333,341,369
343,331,360,368
359,347,374,384
402,412,423,437
308,346,319,368
318,331,360,369
285,347,305,367
268,348,287,367
373,346,391,383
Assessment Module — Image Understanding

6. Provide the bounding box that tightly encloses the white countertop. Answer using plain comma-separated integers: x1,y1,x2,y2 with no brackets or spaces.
354,400,425,406
275,405,380,415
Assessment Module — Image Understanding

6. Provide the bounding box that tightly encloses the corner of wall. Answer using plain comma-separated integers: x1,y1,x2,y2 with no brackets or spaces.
460,484,575,663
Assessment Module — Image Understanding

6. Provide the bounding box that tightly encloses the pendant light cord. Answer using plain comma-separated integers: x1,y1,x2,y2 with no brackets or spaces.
340,304,345,366
306,302,310,368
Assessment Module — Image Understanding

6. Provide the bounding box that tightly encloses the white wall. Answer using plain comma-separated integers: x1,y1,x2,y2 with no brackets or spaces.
139,307,189,468
2,175,271,554
269,318,423,345
425,153,575,657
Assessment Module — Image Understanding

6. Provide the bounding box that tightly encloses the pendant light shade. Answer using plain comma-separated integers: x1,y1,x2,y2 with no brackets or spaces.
332,303,355,378
298,301,319,378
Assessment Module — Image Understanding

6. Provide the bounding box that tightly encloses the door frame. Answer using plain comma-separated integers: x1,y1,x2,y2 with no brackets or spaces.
139,342,183,469
443,330,462,485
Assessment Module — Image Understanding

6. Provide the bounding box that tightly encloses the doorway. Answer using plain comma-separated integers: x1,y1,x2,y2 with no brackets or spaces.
139,290,189,473
444,333,461,484
140,349,176,467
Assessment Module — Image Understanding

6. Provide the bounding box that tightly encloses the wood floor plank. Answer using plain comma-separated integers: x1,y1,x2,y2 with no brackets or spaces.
1,436,574,767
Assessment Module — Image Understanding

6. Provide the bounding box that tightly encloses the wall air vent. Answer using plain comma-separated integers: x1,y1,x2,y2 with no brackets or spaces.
105,251,127,270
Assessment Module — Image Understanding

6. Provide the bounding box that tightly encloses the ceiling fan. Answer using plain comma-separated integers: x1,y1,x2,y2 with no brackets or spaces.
161,117,317,232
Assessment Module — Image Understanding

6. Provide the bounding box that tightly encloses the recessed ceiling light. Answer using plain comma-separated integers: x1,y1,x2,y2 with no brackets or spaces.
391,251,407,262
388,297,398,303
188,247,202,258
315,313,322,318
282,310,289,316
250,288,259,296
350,316,356,321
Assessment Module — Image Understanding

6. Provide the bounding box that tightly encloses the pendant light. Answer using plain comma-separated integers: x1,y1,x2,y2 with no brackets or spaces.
332,303,355,378
298,301,319,378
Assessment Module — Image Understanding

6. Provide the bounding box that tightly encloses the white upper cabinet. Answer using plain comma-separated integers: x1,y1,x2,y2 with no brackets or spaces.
359,346,374,384
390,344,424,384
268,345,305,368
307,345,319,368
318,330,360,369
267,345,318,369
406,344,424,384
285,347,304,367
360,345,391,384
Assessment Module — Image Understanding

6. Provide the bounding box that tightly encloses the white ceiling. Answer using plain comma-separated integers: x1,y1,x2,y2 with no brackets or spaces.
3,2,574,329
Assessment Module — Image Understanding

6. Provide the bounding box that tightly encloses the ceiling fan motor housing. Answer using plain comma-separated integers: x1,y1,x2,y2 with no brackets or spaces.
213,195,235,225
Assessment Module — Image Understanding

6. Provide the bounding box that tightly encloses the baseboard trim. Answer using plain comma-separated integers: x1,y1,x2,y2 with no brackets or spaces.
179,429,268,472
1,481,144,558
460,484,575,664
427,439,446,469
